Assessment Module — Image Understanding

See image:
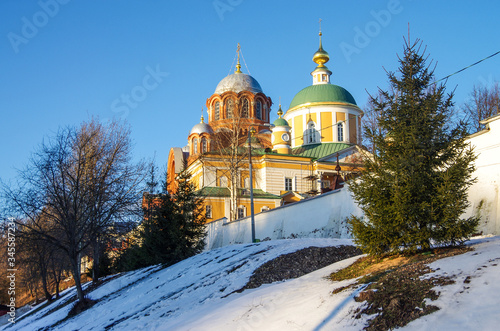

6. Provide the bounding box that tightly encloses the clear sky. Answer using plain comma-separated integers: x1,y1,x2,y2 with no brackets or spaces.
1,0,499,186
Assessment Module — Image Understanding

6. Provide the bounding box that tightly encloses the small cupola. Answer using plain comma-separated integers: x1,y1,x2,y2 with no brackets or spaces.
311,28,332,85
271,104,292,154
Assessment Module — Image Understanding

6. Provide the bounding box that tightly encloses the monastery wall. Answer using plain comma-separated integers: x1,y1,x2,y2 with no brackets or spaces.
204,187,362,250
464,114,500,235
205,115,500,251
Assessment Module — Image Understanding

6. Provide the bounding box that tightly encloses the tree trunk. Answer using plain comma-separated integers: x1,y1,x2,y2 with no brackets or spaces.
92,239,100,284
229,184,237,222
40,270,53,302
54,280,60,298
70,257,85,302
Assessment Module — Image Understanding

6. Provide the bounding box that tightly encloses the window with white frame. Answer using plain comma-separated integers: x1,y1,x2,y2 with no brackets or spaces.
307,122,317,144
206,205,212,218
261,206,270,212
237,206,246,219
285,177,293,191
244,177,250,188
337,122,344,142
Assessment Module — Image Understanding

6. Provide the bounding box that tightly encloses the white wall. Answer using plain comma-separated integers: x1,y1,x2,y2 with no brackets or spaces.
465,114,500,235
205,187,362,250
205,114,500,251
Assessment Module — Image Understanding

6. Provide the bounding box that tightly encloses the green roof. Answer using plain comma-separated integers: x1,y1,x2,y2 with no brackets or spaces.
289,84,357,110
197,187,281,199
273,118,290,127
291,142,352,159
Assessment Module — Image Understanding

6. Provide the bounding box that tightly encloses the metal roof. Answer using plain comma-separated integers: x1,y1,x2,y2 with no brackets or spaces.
288,84,357,110
291,142,352,159
197,187,281,199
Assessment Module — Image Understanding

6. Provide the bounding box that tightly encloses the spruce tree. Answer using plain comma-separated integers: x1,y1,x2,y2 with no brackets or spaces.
171,170,206,259
118,170,206,270
348,39,478,255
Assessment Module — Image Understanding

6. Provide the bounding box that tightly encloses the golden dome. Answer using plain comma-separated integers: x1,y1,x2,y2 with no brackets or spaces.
277,104,283,118
312,32,329,67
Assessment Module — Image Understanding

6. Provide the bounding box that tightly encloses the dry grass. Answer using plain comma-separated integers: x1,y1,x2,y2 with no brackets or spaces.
330,246,470,330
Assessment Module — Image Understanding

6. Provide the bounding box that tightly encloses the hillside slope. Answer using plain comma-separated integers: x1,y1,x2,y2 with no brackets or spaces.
2,236,500,330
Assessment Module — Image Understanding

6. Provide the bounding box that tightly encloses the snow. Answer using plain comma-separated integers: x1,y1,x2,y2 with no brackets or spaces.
401,235,500,331
2,236,500,331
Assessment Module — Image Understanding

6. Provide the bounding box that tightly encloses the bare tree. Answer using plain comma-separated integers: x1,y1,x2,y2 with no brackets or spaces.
362,90,392,153
462,82,500,133
2,118,146,303
16,217,58,302
209,115,250,222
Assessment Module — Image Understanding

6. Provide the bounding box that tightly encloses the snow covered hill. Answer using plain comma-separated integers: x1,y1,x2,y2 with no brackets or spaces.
2,236,500,330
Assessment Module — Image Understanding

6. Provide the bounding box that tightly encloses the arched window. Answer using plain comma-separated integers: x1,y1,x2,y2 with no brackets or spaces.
193,137,198,154
243,177,250,188
214,101,220,120
337,122,344,142
308,122,317,144
201,137,207,153
255,101,262,119
241,98,249,118
225,99,233,119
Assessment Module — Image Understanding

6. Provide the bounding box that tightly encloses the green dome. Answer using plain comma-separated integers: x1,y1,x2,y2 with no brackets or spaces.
289,84,357,110
273,118,289,127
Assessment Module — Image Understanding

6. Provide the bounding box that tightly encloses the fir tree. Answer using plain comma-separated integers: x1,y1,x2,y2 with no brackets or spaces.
348,39,478,255
170,170,206,259
118,170,206,270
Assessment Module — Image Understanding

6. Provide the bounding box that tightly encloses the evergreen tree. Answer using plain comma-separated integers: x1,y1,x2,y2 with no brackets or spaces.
348,39,478,255
118,170,206,270
172,170,206,258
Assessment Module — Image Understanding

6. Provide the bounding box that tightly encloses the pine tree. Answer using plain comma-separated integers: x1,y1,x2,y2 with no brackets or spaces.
348,39,478,255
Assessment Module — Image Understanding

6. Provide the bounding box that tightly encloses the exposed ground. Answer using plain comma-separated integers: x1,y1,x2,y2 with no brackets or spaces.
234,243,471,330
329,246,471,330
237,245,362,292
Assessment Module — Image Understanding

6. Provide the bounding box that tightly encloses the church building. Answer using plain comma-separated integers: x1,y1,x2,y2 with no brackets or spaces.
167,31,365,222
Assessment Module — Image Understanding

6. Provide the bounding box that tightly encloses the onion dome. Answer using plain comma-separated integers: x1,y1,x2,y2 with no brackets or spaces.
190,114,213,135
312,31,330,67
214,43,263,94
287,28,357,112
214,73,263,94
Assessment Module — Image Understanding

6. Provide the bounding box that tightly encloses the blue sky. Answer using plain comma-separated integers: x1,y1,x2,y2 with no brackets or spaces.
1,0,499,185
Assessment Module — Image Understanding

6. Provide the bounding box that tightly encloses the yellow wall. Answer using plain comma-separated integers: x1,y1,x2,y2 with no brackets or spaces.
203,197,277,223
236,200,275,217
204,198,226,222
293,115,303,145
349,114,357,143
336,112,346,123
321,112,333,142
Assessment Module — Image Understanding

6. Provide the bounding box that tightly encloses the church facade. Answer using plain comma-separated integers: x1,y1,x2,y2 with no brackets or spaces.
167,32,365,222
